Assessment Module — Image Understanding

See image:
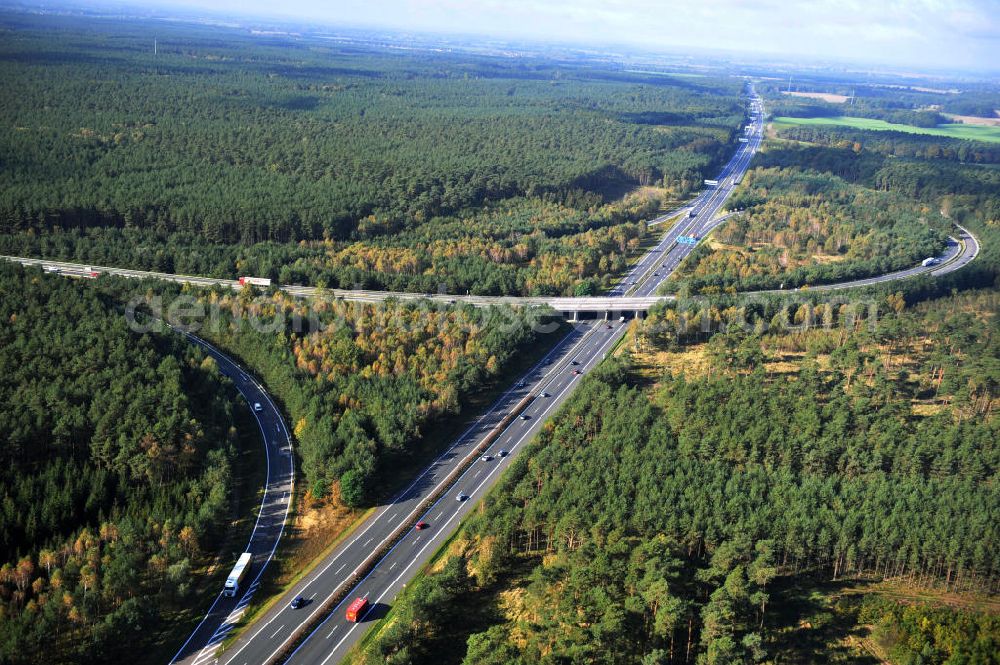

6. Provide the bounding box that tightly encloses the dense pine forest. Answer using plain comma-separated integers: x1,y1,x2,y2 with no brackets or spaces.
127,285,551,503
0,264,242,664
663,99,1000,295
756,125,1000,230
0,265,551,664
2,9,999,665
355,290,999,665
672,167,950,293
0,13,744,295
354,104,1000,665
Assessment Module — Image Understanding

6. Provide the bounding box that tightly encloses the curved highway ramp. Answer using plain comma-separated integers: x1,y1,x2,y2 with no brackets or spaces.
0,85,982,665
168,332,295,665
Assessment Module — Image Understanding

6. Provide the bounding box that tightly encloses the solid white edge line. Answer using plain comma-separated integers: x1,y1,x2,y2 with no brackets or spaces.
224,326,592,663
301,320,624,665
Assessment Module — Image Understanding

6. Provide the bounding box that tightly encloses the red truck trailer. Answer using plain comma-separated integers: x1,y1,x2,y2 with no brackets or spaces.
345,597,369,622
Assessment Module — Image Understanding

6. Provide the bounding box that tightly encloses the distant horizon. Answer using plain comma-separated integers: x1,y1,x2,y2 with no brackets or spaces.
26,0,1000,75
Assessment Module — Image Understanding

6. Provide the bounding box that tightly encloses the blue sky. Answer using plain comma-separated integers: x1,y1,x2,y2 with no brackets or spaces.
136,0,999,71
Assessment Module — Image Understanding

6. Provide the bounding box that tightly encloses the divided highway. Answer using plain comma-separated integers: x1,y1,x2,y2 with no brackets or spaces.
215,87,771,665
218,321,618,665
2,85,981,665
611,94,765,299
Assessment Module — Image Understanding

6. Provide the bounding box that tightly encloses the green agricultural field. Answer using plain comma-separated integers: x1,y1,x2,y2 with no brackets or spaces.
773,115,1000,143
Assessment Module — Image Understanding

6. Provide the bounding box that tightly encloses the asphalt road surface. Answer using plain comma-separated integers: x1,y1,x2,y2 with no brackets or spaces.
168,331,295,665
221,87,770,665
804,225,979,291
611,93,765,300
0,85,980,665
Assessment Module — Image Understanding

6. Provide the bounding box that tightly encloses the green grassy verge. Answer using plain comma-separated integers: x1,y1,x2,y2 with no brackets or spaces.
772,115,1000,143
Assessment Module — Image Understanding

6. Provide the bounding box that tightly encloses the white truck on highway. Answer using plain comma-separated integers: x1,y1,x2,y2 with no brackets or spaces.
224,552,252,597
239,276,272,287
43,264,99,279
921,257,941,267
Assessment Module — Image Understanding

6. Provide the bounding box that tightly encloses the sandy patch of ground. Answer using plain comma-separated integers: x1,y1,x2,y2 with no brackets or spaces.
708,240,751,254
782,91,848,103
942,112,1000,127
274,488,362,587
623,185,670,204
911,402,946,417
810,253,848,264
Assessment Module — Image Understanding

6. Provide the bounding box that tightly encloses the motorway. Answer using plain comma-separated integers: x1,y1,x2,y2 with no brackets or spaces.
1,84,980,665
217,320,619,665
0,192,975,315
12,94,972,316
0,98,762,320
612,96,765,300
214,86,769,665
1,254,671,312
168,332,295,665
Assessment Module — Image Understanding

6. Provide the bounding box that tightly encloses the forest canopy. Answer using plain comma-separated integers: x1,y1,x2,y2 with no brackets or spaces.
355,290,1000,665
669,165,950,294
0,14,745,294
0,264,241,664
126,282,553,505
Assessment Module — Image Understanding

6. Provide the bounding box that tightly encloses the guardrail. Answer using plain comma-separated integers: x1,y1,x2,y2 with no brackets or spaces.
265,389,537,664
261,324,598,664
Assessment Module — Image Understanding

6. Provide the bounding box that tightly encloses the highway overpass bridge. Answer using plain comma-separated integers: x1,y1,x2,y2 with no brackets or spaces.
1,255,673,318
2,86,982,665
3,221,978,322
